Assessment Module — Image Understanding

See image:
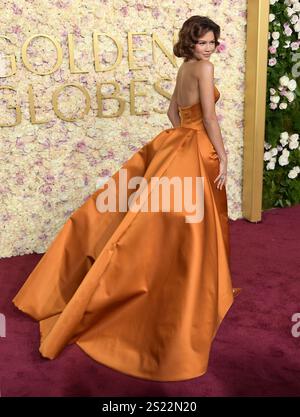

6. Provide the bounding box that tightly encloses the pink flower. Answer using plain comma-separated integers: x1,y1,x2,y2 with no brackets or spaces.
284,25,293,36
280,88,287,96
76,141,87,152
39,233,48,241
40,185,52,194
216,41,227,53
100,169,111,176
291,41,300,50
44,174,55,183
268,58,277,66
11,25,22,34
269,46,277,54
55,0,71,8
120,7,128,17
152,8,160,18
102,150,114,160
12,3,22,15
16,173,24,185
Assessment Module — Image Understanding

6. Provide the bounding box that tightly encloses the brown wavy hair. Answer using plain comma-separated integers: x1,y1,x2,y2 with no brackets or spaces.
173,16,220,62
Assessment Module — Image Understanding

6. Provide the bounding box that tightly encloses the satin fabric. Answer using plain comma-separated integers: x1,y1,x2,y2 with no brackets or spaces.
12,85,241,382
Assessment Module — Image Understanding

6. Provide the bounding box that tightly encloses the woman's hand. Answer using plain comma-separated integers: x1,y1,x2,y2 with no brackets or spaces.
214,156,227,190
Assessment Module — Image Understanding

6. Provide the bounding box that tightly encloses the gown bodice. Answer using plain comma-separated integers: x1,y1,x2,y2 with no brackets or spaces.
178,86,220,131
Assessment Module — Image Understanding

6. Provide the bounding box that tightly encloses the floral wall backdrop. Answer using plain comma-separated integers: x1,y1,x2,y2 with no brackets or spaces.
264,0,300,208
0,0,247,258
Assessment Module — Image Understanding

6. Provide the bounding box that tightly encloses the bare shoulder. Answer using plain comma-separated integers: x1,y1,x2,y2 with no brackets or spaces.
193,60,214,78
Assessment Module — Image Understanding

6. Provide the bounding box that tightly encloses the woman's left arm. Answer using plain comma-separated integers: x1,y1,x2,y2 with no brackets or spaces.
167,84,181,128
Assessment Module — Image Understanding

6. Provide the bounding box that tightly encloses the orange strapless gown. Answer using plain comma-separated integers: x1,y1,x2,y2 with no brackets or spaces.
12,85,241,381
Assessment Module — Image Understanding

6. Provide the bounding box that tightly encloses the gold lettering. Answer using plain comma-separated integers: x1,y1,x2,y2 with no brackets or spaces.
0,36,17,77
0,86,21,127
28,84,51,124
93,32,122,72
128,32,149,70
130,79,149,115
96,81,125,117
152,33,177,67
22,34,63,75
153,77,172,114
53,83,91,121
68,34,89,74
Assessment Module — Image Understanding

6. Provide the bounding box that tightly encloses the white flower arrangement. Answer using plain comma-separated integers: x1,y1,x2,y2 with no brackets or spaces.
269,75,298,109
264,132,299,175
0,0,248,256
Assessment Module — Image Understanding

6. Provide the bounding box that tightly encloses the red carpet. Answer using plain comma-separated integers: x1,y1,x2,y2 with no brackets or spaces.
1,204,299,396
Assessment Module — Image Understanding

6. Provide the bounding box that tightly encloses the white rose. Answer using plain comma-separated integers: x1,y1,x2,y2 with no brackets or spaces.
295,166,300,173
290,133,299,140
264,142,272,150
279,75,290,86
270,95,280,103
272,40,280,48
272,31,280,40
279,102,288,109
287,7,295,16
270,88,277,95
282,148,290,156
266,161,276,170
270,0,279,4
269,14,276,22
270,148,278,156
289,139,299,149
280,131,289,140
293,2,300,11
286,91,295,102
288,168,298,178
278,155,289,166
264,151,272,161
288,79,297,90
294,21,300,31
290,14,299,24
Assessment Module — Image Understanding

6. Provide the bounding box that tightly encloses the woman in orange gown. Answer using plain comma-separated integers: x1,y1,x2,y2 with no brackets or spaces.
13,16,241,381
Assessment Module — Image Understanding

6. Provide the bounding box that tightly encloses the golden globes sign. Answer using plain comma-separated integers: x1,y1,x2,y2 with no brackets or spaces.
0,31,178,127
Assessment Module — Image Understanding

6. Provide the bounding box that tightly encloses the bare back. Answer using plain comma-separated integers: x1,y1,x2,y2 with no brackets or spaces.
175,61,215,108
